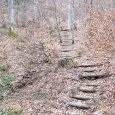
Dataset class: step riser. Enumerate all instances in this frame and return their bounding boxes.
[66,59,110,114]
[70,95,92,100]
[78,86,97,93]
[74,64,103,68]
[68,102,90,110]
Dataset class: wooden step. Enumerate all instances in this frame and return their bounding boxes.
[83,70,97,73]
[68,102,90,109]
[60,49,74,52]
[93,111,104,115]
[78,86,96,93]
[61,39,73,44]
[86,84,100,87]
[74,64,103,68]
[61,45,74,50]
[79,72,108,80]
[70,94,92,100]
[67,112,84,115]
[61,38,73,41]
[61,41,73,45]
[61,34,69,37]
[60,56,73,59]
[60,44,73,46]
[60,51,75,58]
[80,66,103,73]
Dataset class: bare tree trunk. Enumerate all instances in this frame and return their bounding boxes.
[33,0,37,22]
[0,0,2,18]
[8,0,16,37]
[8,0,14,25]
[113,0,115,9]
[68,0,74,43]
[53,0,61,42]
[68,0,74,31]
[21,0,27,27]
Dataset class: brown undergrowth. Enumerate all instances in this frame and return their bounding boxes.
[86,10,115,57]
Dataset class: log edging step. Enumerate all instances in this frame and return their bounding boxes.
[68,102,90,109]
[70,94,93,100]
[78,86,97,93]
[74,64,103,68]
[79,73,108,80]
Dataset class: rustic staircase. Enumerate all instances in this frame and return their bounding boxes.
[60,30,75,59]
[66,59,111,115]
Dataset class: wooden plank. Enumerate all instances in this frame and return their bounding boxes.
[61,43,73,46]
[79,86,96,93]
[68,102,90,109]
[74,64,103,68]
[79,73,108,80]
[60,49,74,52]
[61,40,73,45]
[83,70,96,73]
[67,112,83,115]
[61,45,74,51]
[70,94,92,100]
[61,45,73,48]
[60,51,75,58]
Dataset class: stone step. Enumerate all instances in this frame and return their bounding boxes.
[68,101,90,109]
[70,94,92,100]
[79,72,108,80]
[78,86,97,93]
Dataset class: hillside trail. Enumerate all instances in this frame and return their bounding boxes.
[0,32,115,115]
[1,51,115,115]
[58,21,115,114]
[65,52,115,115]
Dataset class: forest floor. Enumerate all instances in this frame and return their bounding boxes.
[0,50,115,115]
[0,13,115,114]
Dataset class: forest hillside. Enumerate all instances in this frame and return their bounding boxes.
[0,0,115,115]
